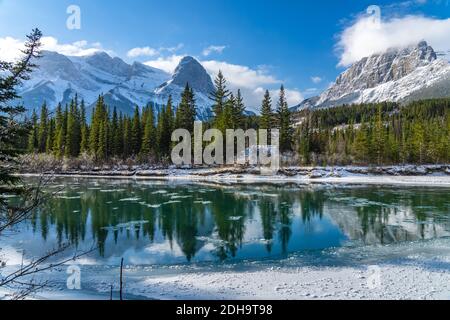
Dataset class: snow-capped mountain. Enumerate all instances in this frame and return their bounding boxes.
[17,51,215,119]
[293,41,450,110]
[155,56,215,119]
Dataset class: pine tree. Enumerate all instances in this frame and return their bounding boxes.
[157,96,174,157]
[131,106,141,155]
[353,120,369,164]
[0,28,42,201]
[65,97,81,157]
[372,106,385,165]
[89,96,107,159]
[232,89,246,129]
[116,112,124,157]
[97,120,107,160]
[276,85,292,152]
[79,99,89,154]
[222,93,234,131]
[141,105,156,157]
[411,120,426,163]
[37,102,49,152]
[175,84,196,133]
[123,117,132,158]
[210,71,230,126]
[260,90,273,130]
[27,110,38,153]
[46,118,55,153]
[111,107,120,157]
[52,103,63,157]
[298,115,311,164]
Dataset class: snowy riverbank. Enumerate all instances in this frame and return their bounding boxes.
[3,238,450,300]
[19,164,450,186]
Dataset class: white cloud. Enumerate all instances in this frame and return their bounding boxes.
[337,14,450,66]
[304,88,319,94]
[0,34,304,109]
[202,45,227,57]
[0,36,107,61]
[252,87,304,109]
[0,36,24,62]
[127,43,183,59]
[202,60,302,108]
[127,46,159,58]
[163,43,184,53]
[311,76,322,84]
[203,60,303,108]
[41,37,107,56]
[273,88,304,106]
[144,54,184,73]
[202,60,278,89]
[144,55,304,108]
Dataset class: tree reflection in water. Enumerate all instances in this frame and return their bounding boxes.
[24,179,450,263]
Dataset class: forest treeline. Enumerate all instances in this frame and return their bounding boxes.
[25,71,293,163]
[25,70,450,166]
[297,99,450,165]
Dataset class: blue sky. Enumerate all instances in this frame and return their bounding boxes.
[0,0,449,106]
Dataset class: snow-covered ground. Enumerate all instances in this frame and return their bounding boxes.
[2,238,450,300]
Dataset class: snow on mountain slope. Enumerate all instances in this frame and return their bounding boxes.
[17,51,214,119]
[293,41,450,110]
[155,56,215,119]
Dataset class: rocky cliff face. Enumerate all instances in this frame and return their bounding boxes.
[155,56,215,119]
[294,41,450,110]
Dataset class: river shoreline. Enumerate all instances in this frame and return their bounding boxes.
[18,164,450,186]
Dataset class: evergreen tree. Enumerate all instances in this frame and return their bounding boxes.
[27,110,38,153]
[232,89,246,129]
[0,28,42,204]
[65,97,81,157]
[55,105,69,157]
[116,112,124,157]
[37,102,49,152]
[221,93,234,131]
[97,120,107,160]
[210,71,230,126]
[372,106,385,165]
[89,95,107,159]
[79,99,89,154]
[123,117,132,158]
[45,118,55,153]
[276,85,292,152]
[411,120,426,163]
[111,107,120,156]
[157,96,174,157]
[141,106,156,157]
[131,106,141,155]
[52,103,63,157]
[260,90,273,130]
[353,120,369,163]
[175,84,196,133]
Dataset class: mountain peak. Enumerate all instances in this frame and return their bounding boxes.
[84,51,130,77]
[171,56,215,94]
[414,40,437,62]
[17,51,214,120]
[327,41,440,100]
[293,41,450,111]
[179,55,197,64]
